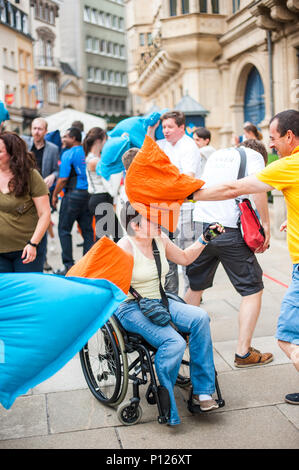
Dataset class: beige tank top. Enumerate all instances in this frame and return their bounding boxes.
[126,236,169,301]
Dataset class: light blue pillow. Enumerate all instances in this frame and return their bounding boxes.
[97,135,130,180]
[108,116,146,148]
[0,101,10,124]
[0,273,125,409]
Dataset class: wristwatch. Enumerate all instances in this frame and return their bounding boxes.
[27,240,38,248]
[198,235,208,246]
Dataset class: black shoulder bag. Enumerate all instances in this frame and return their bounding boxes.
[129,239,171,327]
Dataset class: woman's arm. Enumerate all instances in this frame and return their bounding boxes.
[22,195,51,264]
[163,224,224,266]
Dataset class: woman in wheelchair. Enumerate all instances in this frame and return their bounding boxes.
[115,202,224,426]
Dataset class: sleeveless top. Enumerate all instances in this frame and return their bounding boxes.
[126,236,169,301]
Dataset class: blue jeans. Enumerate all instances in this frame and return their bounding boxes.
[58,190,94,268]
[0,234,47,273]
[115,298,216,425]
[276,264,299,345]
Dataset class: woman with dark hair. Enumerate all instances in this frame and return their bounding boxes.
[116,201,224,426]
[0,132,51,272]
[83,127,123,242]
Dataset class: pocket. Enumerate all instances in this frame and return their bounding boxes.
[246,255,263,284]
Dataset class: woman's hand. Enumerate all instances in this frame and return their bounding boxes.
[22,244,37,264]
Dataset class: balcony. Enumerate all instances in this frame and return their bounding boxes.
[250,0,299,30]
[135,12,225,96]
[35,55,61,73]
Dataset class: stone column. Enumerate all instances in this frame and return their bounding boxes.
[189,0,199,13]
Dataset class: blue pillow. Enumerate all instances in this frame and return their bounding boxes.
[97,135,130,180]
[108,116,146,148]
[0,273,125,409]
[0,101,10,124]
[142,109,169,141]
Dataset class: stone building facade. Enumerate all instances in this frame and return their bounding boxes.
[125,0,299,150]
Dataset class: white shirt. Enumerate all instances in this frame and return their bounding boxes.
[193,147,265,228]
[157,134,201,176]
[198,145,216,177]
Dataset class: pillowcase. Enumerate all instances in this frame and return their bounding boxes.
[0,273,125,409]
[97,135,130,180]
[125,136,204,233]
[67,236,134,295]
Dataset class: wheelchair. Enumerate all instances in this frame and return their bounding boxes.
[80,293,225,426]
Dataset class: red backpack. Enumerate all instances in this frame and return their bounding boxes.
[236,148,265,252]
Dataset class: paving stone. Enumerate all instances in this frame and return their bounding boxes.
[116,406,299,449]
[0,427,121,449]
[47,389,119,434]
[0,395,48,441]
[277,403,299,431]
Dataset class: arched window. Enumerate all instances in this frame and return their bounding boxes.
[244,67,265,125]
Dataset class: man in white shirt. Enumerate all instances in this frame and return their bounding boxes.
[147,111,202,294]
[192,127,216,177]
[185,140,273,367]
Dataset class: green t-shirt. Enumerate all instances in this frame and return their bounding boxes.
[0,169,49,253]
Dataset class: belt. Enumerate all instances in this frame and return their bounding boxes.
[66,188,88,193]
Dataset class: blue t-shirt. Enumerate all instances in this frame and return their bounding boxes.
[59,145,88,190]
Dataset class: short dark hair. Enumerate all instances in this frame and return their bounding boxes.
[67,127,82,143]
[122,148,139,170]
[120,201,142,236]
[238,139,268,165]
[270,110,299,138]
[193,127,211,142]
[71,120,84,132]
[160,111,185,128]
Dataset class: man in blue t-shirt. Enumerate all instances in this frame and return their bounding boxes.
[52,127,94,275]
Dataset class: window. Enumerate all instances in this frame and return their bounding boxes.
[120,45,125,58]
[98,11,105,25]
[95,68,101,83]
[181,0,189,14]
[139,33,145,46]
[47,78,58,103]
[87,66,94,81]
[86,36,92,51]
[114,43,120,56]
[147,33,153,46]
[232,0,241,13]
[37,77,44,100]
[199,0,207,13]
[93,38,99,53]
[84,6,91,22]
[106,13,111,27]
[109,70,114,84]
[211,0,219,13]
[91,9,97,23]
[169,0,177,16]
[100,40,107,53]
[119,17,124,30]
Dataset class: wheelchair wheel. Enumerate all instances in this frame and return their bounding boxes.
[117,400,143,426]
[80,316,128,407]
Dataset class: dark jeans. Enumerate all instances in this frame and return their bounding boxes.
[88,192,123,242]
[58,189,94,268]
[0,235,47,273]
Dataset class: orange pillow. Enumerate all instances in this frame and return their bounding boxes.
[125,136,204,232]
[66,236,133,294]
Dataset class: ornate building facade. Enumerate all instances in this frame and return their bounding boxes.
[125,0,299,149]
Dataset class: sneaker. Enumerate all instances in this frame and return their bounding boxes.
[43,260,52,272]
[54,266,69,276]
[192,395,219,412]
[285,393,299,405]
[234,347,273,368]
